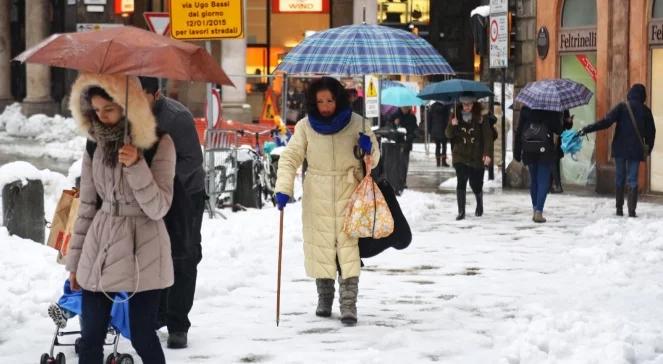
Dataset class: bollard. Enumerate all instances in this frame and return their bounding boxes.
[505,161,530,189]
[2,179,45,243]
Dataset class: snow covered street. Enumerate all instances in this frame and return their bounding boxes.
[2,183,663,363]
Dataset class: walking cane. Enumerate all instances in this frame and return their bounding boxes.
[276,209,284,326]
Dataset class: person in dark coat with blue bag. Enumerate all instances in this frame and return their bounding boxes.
[514,106,563,223]
[580,84,656,217]
[140,77,207,349]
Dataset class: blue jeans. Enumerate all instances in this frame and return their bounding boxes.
[614,158,639,190]
[527,162,553,212]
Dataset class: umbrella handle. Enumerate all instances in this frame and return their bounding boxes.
[276,209,284,326]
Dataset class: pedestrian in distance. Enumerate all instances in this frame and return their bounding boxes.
[427,101,451,167]
[514,106,564,223]
[273,77,380,326]
[445,96,494,220]
[66,73,176,364]
[550,110,574,193]
[389,105,418,187]
[139,76,207,349]
[579,84,656,217]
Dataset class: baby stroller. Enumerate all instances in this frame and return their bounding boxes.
[41,280,134,364]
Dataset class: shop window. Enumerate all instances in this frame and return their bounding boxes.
[655,0,663,19]
[561,0,596,27]
[378,0,430,25]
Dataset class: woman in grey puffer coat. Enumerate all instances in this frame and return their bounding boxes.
[66,73,176,364]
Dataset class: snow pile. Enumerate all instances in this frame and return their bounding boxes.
[471,5,490,17]
[4,110,79,142]
[0,103,25,131]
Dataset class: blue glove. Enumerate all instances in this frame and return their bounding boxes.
[275,192,290,210]
[358,132,372,154]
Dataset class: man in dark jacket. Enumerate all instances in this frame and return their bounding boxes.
[140,77,206,349]
[427,101,451,167]
[514,106,563,223]
[580,84,656,217]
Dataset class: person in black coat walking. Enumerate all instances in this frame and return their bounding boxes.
[427,101,451,167]
[514,106,563,223]
[580,84,656,217]
[140,77,206,349]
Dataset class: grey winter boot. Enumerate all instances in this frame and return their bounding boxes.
[315,278,335,317]
[338,276,358,325]
[616,187,625,216]
[627,186,638,218]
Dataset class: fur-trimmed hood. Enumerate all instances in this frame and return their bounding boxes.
[69,73,157,149]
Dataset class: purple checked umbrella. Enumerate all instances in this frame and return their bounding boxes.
[515,79,593,112]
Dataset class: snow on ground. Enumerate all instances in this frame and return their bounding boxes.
[0,103,86,164]
[1,169,663,363]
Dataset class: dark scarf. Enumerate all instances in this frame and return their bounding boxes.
[308,108,352,135]
[91,118,127,168]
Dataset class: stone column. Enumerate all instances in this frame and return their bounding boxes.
[221,37,252,122]
[0,0,13,110]
[22,0,57,116]
[353,0,377,25]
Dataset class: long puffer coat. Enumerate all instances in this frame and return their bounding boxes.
[275,113,380,279]
[66,73,176,293]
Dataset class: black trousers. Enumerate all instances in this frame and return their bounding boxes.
[159,191,205,333]
[454,163,484,194]
[433,137,449,157]
[79,289,165,364]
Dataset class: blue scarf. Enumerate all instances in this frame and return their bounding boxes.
[308,108,352,135]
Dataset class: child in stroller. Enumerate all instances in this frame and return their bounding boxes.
[41,279,135,364]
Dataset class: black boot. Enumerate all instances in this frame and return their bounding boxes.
[615,187,625,216]
[436,156,441,167]
[441,155,450,167]
[167,332,188,349]
[627,186,638,217]
[456,190,466,220]
[474,192,483,217]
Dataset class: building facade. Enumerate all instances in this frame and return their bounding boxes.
[536,0,663,194]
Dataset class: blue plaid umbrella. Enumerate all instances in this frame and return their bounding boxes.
[275,24,454,76]
[418,79,493,101]
[516,79,593,112]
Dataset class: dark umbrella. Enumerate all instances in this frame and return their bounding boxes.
[418,79,493,102]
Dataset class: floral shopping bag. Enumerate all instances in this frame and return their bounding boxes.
[343,161,394,239]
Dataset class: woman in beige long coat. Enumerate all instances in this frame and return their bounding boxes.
[66,73,176,364]
[274,77,380,325]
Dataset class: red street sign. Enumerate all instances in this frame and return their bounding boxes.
[144,12,170,36]
[490,19,499,42]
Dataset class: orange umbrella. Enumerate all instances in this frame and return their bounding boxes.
[14,26,233,86]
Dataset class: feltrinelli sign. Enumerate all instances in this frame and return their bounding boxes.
[651,20,663,45]
[559,27,597,52]
[272,0,329,13]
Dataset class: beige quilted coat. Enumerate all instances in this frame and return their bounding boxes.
[65,73,176,293]
[275,113,380,279]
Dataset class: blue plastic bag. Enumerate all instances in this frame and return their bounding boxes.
[57,280,131,339]
[561,129,583,159]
